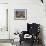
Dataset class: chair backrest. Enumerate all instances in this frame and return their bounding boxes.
[27,23,40,35]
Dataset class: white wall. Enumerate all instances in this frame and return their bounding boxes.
[0,1,9,39]
[0,0,8,3]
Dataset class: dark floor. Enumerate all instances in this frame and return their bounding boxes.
[19,41,43,46]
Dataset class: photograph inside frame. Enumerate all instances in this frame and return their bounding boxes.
[14,9,27,20]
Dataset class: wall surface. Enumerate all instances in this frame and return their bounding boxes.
[9,0,44,37]
[0,0,8,3]
[0,1,9,39]
[0,0,13,46]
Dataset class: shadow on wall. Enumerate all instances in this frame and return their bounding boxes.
[40,25,45,46]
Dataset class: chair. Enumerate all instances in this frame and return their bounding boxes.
[19,23,40,46]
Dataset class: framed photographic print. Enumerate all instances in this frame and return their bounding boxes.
[14,9,27,20]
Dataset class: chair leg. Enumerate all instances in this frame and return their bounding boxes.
[30,39,34,46]
[20,41,21,45]
[30,41,34,46]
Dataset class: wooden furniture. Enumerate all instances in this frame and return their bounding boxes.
[19,23,40,46]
